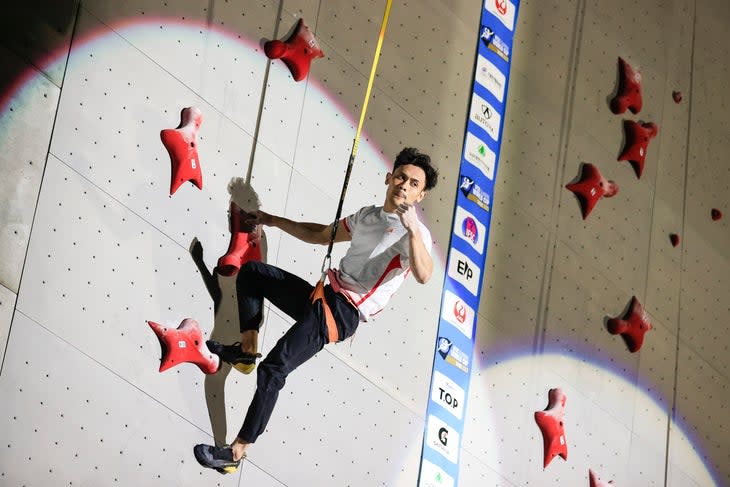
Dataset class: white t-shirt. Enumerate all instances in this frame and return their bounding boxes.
[327,205,433,321]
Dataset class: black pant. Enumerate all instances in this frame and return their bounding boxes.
[235,261,360,443]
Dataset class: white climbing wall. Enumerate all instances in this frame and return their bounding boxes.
[0,1,728,487]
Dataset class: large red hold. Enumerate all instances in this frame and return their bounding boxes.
[610,57,642,114]
[217,201,263,276]
[160,107,203,195]
[565,163,619,219]
[148,318,219,374]
[264,18,324,82]
[534,388,568,468]
[607,296,652,353]
[618,120,658,179]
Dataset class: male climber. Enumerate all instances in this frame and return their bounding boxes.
[193,147,439,474]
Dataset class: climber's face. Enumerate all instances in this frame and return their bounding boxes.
[384,164,427,212]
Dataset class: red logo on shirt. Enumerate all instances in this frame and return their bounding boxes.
[495,0,507,15]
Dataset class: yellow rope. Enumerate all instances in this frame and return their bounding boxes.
[352,0,393,157]
[319,0,394,280]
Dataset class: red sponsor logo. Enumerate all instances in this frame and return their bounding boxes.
[495,0,507,15]
[453,300,467,323]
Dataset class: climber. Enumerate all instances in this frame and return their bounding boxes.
[193,147,439,474]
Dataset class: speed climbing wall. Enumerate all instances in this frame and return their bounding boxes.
[0,1,728,487]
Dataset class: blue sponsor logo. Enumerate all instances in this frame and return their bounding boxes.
[459,175,490,211]
[480,26,510,62]
[436,337,469,373]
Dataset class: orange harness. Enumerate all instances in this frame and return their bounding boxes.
[310,280,339,343]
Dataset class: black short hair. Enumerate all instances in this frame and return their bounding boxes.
[393,147,439,190]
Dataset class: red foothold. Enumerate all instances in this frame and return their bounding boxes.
[264,18,324,81]
[607,296,652,353]
[160,107,203,195]
[711,208,722,221]
[565,163,619,219]
[534,388,568,469]
[672,91,682,103]
[669,234,680,247]
[618,120,658,179]
[217,201,263,276]
[610,57,643,114]
[147,318,220,374]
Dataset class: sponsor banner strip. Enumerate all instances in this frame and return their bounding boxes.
[418,1,520,485]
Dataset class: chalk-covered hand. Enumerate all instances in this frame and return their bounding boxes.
[244,210,274,227]
[396,203,420,234]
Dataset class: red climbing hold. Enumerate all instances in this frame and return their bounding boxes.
[669,233,680,247]
[264,18,324,82]
[618,120,658,179]
[147,318,219,374]
[610,57,642,115]
[565,163,619,219]
[711,208,722,221]
[534,388,568,469]
[672,91,682,103]
[589,469,614,487]
[217,201,263,276]
[607,296,652,353]
[160,107,203,195]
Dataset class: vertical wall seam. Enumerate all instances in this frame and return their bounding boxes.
[664,0,698,485]
[268,0,322,262]
[637,5,675,459]
[245,0,284,355]
[533,0,587,355]
[243,0,285,185]
[642,62,670,307]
